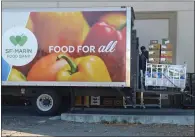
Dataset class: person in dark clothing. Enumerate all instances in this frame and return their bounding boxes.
[140,46,149,73]
[138,46,149,89]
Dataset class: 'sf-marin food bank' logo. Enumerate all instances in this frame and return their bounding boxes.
[9,34,28,46]
[2,27,38,66]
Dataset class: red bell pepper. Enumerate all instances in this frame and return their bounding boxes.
[83,21,126,82]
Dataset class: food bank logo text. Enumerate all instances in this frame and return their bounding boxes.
[2,27,38,66]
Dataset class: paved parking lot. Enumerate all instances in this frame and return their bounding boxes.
[2,106,195,136]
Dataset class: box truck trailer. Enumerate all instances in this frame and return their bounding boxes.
[2,6,138,115]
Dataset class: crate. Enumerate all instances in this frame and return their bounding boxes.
[145,63,187,89]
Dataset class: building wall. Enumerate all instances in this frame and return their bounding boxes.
[2,1,194,72]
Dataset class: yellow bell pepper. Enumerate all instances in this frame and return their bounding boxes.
[56,54,111,82]
[26,17,34,33]
[30,12,90,56]
[8,68,26,81]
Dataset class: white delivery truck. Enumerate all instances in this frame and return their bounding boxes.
[2,6,139,115]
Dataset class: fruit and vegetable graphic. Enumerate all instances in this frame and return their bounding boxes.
[3,11,127,82]
[99,12,126,29]
[8,68,26,81]
[27,53,70,81]
[26,17,34,33]
[82,21,126,81]
[56,54,111,82]
[29,12,90,58]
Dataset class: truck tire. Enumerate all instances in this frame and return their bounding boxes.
[32,90,61,116]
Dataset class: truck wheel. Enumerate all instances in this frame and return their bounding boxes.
[33,91,61,116]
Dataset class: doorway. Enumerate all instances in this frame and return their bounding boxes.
[134,11,177,64]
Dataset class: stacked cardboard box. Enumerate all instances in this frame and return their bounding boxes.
[160,39,173,64]
[148,40,161,64]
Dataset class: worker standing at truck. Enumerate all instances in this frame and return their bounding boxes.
[139,46,149,89]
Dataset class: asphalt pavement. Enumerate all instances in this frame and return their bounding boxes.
[1,106,195,136]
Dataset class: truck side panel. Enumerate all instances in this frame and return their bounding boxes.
[2,7,132,87]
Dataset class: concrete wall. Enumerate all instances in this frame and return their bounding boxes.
[2,1,194,72]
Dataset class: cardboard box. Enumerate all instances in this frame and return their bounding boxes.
[162,38,169,45]
[161,51,173,58]
[160,58,173,64]
[161,44,173,51]
[148,58,160,64]
[150,40,158,44]
[149,50,160,58]
[149,44,161,50]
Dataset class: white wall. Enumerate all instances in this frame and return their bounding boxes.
[177,11,194,72]
[2,1,194,72]
[134,19,169,49]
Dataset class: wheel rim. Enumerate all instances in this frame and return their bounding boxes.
[36,94,53,112]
